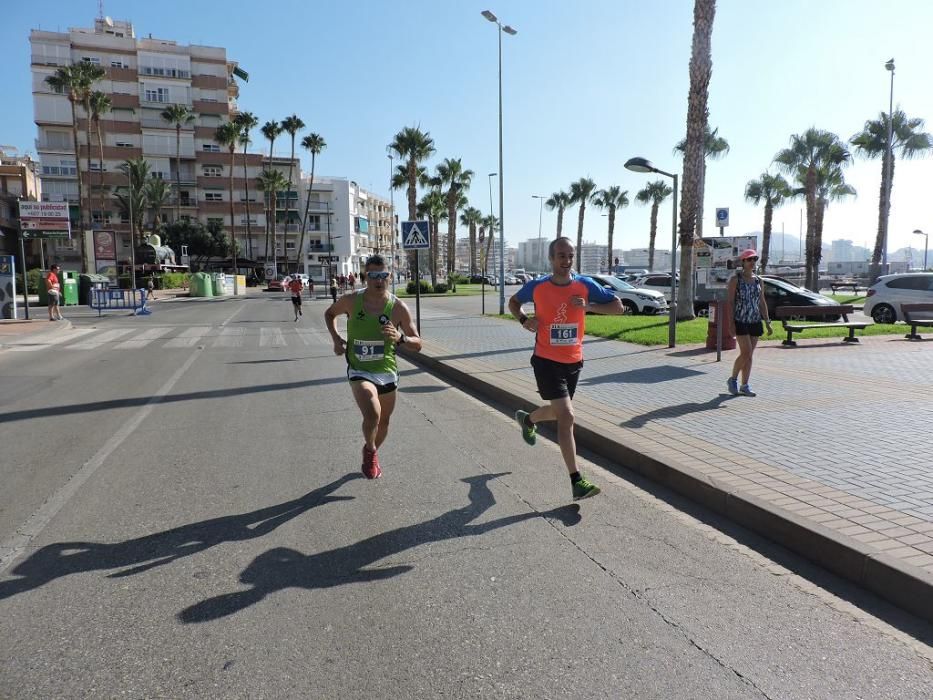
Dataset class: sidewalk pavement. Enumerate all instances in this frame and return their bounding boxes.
[400,311,933,623]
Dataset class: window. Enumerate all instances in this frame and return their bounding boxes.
[205,192,223,201]
[202,165,222,177]
[44,131,72,149]
[115,141,134,148]
[886,276,932,291]
[144,87,170,103]
[111,60,128,68]
[82,56,101,65]
[202,144,221,152]
[307,215,321,230]
[239,217,257,225]
[207,217,224,227]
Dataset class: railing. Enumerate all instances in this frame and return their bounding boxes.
[89,287,151,317]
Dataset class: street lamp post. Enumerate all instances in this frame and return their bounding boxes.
[882,58,895,272]
[914,229,928,270]
[482,10,516,314]
[388,153,396,293]
[625,157,678,348]
[532,194,545,272]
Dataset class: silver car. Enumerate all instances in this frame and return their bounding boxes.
[589,274,669,315]
[863,272,933,323]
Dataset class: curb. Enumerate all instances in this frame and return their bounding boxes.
[401,346,933,624]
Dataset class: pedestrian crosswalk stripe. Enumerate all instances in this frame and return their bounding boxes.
[6,328,96,351]
[260,326,285,347]
[68,328,134,350]
[164,326,211,348]
[114,327,172,350]
[214,326,245,348]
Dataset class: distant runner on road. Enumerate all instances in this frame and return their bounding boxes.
[508,237,624,501]
[287,277,303,322]
[324,254,422,479]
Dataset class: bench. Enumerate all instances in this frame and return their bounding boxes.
[901,303,933,340]
[774,305,870,347]
[829,281,865,295]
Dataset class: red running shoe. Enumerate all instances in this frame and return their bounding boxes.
[361,445,382,479]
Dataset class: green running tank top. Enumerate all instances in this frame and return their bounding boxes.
[345,290,398,385]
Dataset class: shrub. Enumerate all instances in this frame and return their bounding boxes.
[433,282,448,294]
[407,280,433,294]
[449,273,469,285]
[13,268,43,294]
[161,272,189,289]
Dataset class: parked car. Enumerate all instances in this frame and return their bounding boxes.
[266,278,284,291]
[863,272,933,323]
[504,275,520,285]
[761,277,839,320]
[589,274,669,315]
[632,273,679,301]
[469,274,497,285]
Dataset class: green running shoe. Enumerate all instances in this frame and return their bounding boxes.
[572,476,601,501]
[515,410,536,446]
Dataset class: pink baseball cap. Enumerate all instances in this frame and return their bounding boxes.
[738,249,759,260]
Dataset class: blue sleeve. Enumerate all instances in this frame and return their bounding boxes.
[514,278,543,304]
[580,276,617,304]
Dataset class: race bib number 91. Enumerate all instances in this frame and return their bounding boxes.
[354,339,385,361]
[549,323,578,345]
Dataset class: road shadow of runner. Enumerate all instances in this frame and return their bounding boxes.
[620,394,733,429]
[0,473,361,601]
[178,473,582,624]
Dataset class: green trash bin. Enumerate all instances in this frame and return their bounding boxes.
[190,272,213,297]
[37,269,49,306]
[78,273,111,305]
[212,273,228,296]
[62,271,78,306]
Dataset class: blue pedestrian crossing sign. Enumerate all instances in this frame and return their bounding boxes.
[401,220,431,250]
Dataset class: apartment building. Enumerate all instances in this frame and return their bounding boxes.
[0,150,42,260]
[30,15,264,270]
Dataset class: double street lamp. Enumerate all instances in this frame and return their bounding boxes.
[624,156,678,348]
[481,9,516,314]
[914,229,928,270]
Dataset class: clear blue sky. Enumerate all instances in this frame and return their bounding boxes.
[5,0,933,256]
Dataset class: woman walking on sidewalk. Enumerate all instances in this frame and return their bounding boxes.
[726,249,772,397]
[45,264,64,321]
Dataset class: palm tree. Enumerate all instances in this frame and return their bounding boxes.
[159,104,196,225]
[545,191,571,239]
[214,121,241,273]
[435,158,474,275]
[114,158,151,247]
[636,181,673,272]
[774,128,851,290]
[45,62,104,271]
[744,173,791,272]
[850,109,933,278]
[417,187,447,286]
[675,0,717,320]
[233,111,258,257]
[256,169,289,277]
[675,125,729,238]
[480,214,499,278]
[569,177,598,261]
[389,126,436,274]
[280,114,305,270]
[143,176,172,234]
[77,62,106,238]
[88,91,111,230]
[260,120,282,262]
[813,164,856,260]
[592,186,629,272]
[460,207,484,276]
[297,133,326,272]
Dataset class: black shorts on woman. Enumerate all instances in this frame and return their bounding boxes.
[734,320,763,337]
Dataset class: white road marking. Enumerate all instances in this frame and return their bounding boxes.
[260,326,285,348]
[114,327,173,349]
[67,328,134,350]
[163,326,210,348]
[213,326,245,348]
[6,328,96,352]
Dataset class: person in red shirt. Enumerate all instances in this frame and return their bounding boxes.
[508,237,624,501]
[46,263,64,321]
[287,277,303,321]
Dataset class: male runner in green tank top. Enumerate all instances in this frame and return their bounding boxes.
[324,255,422,478]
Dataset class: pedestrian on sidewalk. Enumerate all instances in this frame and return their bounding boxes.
[308,278,315,300]
[288,276,304,321]
[508,237,623,501]
[329,277,338,304]
[147,277,156,301]
[45,264,64,321]
[725,248,772,397]
[324,254,422,479]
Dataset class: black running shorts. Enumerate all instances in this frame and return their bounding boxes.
[531,354,583,400]
[291,295,302,306]
[734,320,763,337]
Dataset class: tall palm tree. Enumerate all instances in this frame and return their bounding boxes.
[460,207,484,276]
[545,191,571,239]
[744,172,791,272]
[592,186,629,272]
[88,91,111,230]
[143,176,172,234]
[435,158,474,275]
[675,0,717,320]
[636,181,673,272]
[774,128,851,290]
[160,104,196,226]
[850,109,933,277]
[389,126,436,274]
[233,111,259,257]
[256,169,289,277]
[813,164,856,260]
[114,158,151,247]
[260,120,282,262]
[280,114,305,270]
[675,124,729,238]
[417,186,447,286]
[480,214,499,278]
[569,177,597,260]
[214,121,241,273]
[77,62,106,239]
[297,133,326,272]
[45,62,104,271]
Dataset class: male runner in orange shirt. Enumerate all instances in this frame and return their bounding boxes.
[508,237,624,500]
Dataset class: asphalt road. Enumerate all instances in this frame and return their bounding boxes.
[0,292,931,698]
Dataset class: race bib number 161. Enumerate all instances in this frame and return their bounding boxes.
[549,323,578,345]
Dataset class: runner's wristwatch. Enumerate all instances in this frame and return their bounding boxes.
[518,314,528,326]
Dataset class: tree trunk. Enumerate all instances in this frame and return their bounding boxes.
[297,154,316,278]
[228,147,236,273]
[263,139,274,266]
[430,217,438,287]
[447,194,456,276]
[556,206,564,239]
[70,97,89,272]
[96,118,105,241]
[676,0,716,321]
[607,206,616,272]
[175,125,182,225]
[805,165,818,290]
[811,197,827,291]
[243,140,252,259]
[760,202,773,272]
[695,158,707,238]
[648,202,659,271]
[407,160,418,274]
[575,203,586,263]
[469,222,476,276]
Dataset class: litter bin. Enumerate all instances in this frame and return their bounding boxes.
[190,272,213,297]
[62,271,78,306]
[37,269,49,306]
[78,273,111,305]
[212,273,228,296]
[706,299,736,351]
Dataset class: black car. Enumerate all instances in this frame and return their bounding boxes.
[694,277,838,320]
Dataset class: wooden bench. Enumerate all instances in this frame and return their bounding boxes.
[829,281,865,295]
[774,305,870,347]
[901,302,933,340]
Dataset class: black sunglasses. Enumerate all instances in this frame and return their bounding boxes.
[367,271,390,280]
